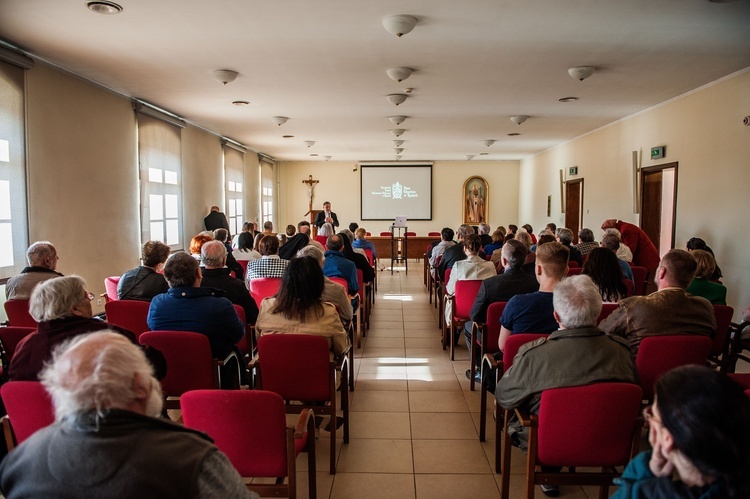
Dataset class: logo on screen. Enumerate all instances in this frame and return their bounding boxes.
[392,182,403,199]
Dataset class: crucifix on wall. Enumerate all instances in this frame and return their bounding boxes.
[302,174,320,216]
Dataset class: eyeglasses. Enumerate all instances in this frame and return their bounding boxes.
[85,291,95,302]
[642,405,661,425]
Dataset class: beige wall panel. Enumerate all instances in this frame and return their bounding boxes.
[181,126,222,246]
[518,69,750,314]
[25,63,138,313]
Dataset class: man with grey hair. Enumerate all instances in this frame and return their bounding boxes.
[600,232,635,283]
[8,276,154,381]
[298,245,353,322]
[199,240,258,325]
[603,227,633,262]
[0,332,256,498]
[496,275,636,489]
[437,224,478,281]
[477,223,492,247]
[5,241,63,300]
[555,227,583,267]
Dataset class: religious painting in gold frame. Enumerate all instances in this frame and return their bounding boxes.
[463,176,489,224]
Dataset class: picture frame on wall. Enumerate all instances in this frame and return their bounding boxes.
[463,176,488,224]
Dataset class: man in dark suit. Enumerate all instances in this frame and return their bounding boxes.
[314,201,339,229]
[204,205,230,233]
[463,239,539,380]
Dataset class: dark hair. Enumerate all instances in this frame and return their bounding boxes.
[581,247,626,302]
[686,237,708,252]
[522,224,533,234]
[285,224,296,237]
[142,241,170,268]
[537,234,556,246]
[258,235,279,256]
[578,228,595,243]
[241,221,252,232]
[348,222,359,232]
[337,231,356,260]
[163,252,198,288]
[263,221,273,231]
[237,232,254,252]
[463,233,482,253]
[441,227,454,241]
[545,223,557,233]
[213,228,228,242]
[270,256,324,322]
[508,224,518,234]
[297,220,310,230]
[326,234,344,251]
[656,366,750,497]
[503,239,528,269]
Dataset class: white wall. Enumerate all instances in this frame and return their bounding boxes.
[518,69,750,315]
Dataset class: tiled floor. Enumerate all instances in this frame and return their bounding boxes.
[287,263,623,499]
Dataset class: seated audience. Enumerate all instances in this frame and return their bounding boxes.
[582,247,628,302]
[213,228,244,277]
[444,234,496,325]
[315,222,334,246]
[352,228,377,259]
[514,230,535,274]
[322,235,359,295]
[599,249,716,355]
[574,228,599,255]
[189,233,213,262]
[244,235,289,289]
[9,276,163,381]
[297,245,353,323]
[602,218,660,280]
[507,224,518,236]
[529,231,555,254]
[255,256,349,357]
[478,223,493,247]
[348,222,359,233]
[232,232,261,261]
[556,227,583,267]
[437,224,475,281]
[297,220,324,252]
[495,275,637,471]
[5,241,63,300]
[522,224,536,244]
[278,223,311,260]
[428,227,456,278]
[339,228,366,258]
[601,233,635,283]
[544,222,557,234]
[686,250,726,305]
[200,241,258,324]
[338,230,374,284]
[148,252,244,362]
[604,227,633,262]
[686,236,723,280]
[497,242,568,351]
[285,224,296,237]
[117,241,170,301]
[231,220,252,248]
[614,365,750,499]
[0,332,256,499]
[484,230,505,264]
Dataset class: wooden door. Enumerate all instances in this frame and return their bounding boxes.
[564,179,584,244]
[641,163,678,256]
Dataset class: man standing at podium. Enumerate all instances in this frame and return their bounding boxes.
[314,201,339,230]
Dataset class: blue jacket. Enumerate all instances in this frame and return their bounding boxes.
[147,287,244,358]
[322,251,359,293]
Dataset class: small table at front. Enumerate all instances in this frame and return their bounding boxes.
[368,235,441,272]
[388,226,408,275]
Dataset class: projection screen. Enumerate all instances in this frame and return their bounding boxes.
[360,164,432,220]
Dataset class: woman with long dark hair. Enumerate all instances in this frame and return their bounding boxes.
[581,247,627,302]
[255,256,349,356]
[231,232,261,261]
[338,231,374,283]
[615,365,750,498]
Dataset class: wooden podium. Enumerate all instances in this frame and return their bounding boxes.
[306,209,323,237]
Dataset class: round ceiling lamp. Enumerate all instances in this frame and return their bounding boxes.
[465,155,475,161]
[86,1,122,15]
[386,67,413,82]
[395,155,402,160]
[558,96,579,103]
[324,155,332,161]
[568,66,595,81]
[392,140,404,146]
[387,94,408,106]
[390,129,406,137]
[382,15,418,37]
[304,140,316,148]
[212,69,239,85]
[389,115,407,125]
[232,100,250,106]
[510,115,529,125]
[482,140,496,147]
[394,147,404,154]
[272,116,289,126]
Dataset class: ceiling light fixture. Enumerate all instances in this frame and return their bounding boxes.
[391,129,406,137]
[272,116,289,126]
[392,140,404,146]
[282,135,294,139]
[389,115,407,125]
[568,66,595,81]
[382,15,418,37]
[86,1,123,15]
[482,140,496,147]
[558,96,579,103]
[479,152,489,156]
[310,154,318,157]
[386,67,413,82]
[508,132,521,136]
[304,140,316,148]
[394,147,404,154]
[232,100,249,106]
[324,155,332,161]
[212,69,239,85]
[395,155,402,160]
[510,115,529,125]
[387,94,408,106]
[465,155,475,161]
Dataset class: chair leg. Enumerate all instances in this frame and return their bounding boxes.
[469,328,478,391]
[449,323,456,361]
[501,411,513,494]
[307,414,317,499]
[342,360,350,445]
[286,427,297,499]
[479,383,487,442]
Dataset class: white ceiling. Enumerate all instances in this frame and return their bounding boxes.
[1,0,749,162]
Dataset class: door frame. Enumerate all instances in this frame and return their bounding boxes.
[564,178,584,244]
[640,162,678,251]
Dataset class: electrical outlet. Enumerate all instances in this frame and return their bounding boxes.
[96,298,102,306]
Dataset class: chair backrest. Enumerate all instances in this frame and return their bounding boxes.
[232,305,251,356]
[566,267,583,276]
[3,300,36,328]
[536,383,642,467]
[249,277,282,308]
[597,303,618,325]
[443,267,452,288]
[356,269,365,302]
[404,231,416,237]
[104,276,121,301]
[329,277,348,294]
[481,302,507,355]
[636,335,713,400]
[139,331,215,397]
[428,232,441,237]
[568,260,579,268]
[363,248,374,266]
[379,231,391,237]
[257,334,332,402]
[623,278,634,297]
[105,300,151,339]
[453,280,483,321]
[503,333,550,370]
[729,373,750,390]
[181,390,290,477]
[630,266,647,296]
[236,259,249,278]
[1,381,55,446]
[315,235,329,246]
[712,304,734,358]
[0,327,36,366]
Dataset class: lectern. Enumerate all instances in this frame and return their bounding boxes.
[388,225,408,275]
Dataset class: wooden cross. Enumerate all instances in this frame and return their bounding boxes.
[302,175,319,210]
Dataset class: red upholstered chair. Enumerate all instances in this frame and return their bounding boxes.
[181,389,316,499]
[428,232,441,237]
[729,373,750,391]
[1,381,55,451]
[636,335,713,401]
[328,277,349,294]
[249,277,282,309]
[469,302,506,391]
[404,231,416,237]
[444,279,483,360]
[379,231,391,237]
[481,333,549,447]
[623,278,634,297]
[363,248,377,295]
[438,267,451,332]
[232,304,254,357]
[314,235,328,246]
[105,300,150,340]
[630,266,647,296]
[3,300,36,328]
[139,331,238,409]
[251,334,349,474]
[0,326,36,380]
[353,269,368,348]
[236,259,249,280]
[500,383,643,498]
[566,267,583,276]
[103,275,120,302]
[596,303,618,325]
[365,232,371,237]
[710,304,734,373]
[568,260,579,268]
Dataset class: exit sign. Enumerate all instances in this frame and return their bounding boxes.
[569,166,578,175]
[651,146,665,159]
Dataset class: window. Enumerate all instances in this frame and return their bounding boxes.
[223,143,245,236]
[260,158,275,227]
[137,111,184,250]
[0,59,29,282]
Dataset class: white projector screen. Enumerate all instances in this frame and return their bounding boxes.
[360,164,432,220]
